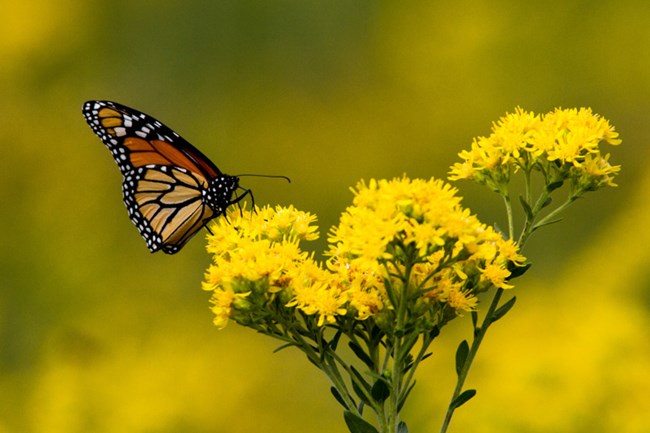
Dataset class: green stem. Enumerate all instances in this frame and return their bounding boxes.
[384,248,417,433]
[518,194,577,247]
[439,288,504,433]
[439,167,583,433]
[400,332,435,403]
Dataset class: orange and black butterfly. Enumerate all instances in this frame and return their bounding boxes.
[82,100,250,254]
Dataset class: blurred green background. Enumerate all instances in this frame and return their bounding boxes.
[2,1,648,432]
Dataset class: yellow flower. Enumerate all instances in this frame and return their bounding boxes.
[329,258,386,320]
[495,238,527,266]
[449,107,621,196]
[204,179,526,331]
[203,205,321,329]
[347,287,384,320]
[209,287,251,329]
[287,261,346,326]
[480,263,514,289]
[444,287,478,313]
[327,176,525,326]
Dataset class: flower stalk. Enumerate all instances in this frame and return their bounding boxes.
[441,106,620,431]
[202,106,620,433]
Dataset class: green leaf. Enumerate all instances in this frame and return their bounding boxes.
[349,342,374,368]
[532,217,563,231]
[450,389,477,410]
[383,277,398,307]
[546,180,564,193]
[352,381,370,405]
[350,366,371,391]
[492,222,505,237]
[370,324,384,343]
[370,378,390,403]
[403,353,414,369]
[397,421,409,433]
[344,411,379,433]
[350,366,372,404]
[471,311,479,332]
[397,380,415,413]
[330,386,351,410]
[398,335,419,359]
[272,342,295,353]
[518,196,534,219]
[492,296,517,322]
[305,355,320,369]
[507,262,531,279]
[455,340,469,377]
[328,329,343,351]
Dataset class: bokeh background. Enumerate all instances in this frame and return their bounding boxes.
[2,1,649,432]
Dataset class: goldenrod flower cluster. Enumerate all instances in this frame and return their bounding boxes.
[448,107,621,195]
[200,107,620,433]
[203,178,525,333]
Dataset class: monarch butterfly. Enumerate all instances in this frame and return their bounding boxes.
[82,100,250,254]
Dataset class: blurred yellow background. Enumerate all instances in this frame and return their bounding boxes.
[1,1,648,432]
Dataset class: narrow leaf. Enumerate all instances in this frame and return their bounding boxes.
[350,366,372,404]
[370,378,390,403]
[507,262,531,279]
[349,342,374,368]
[305,355,320,369]
[350,366,371,392]
[343,411,379,433]
[370,324,383,343]
[455,340,469,377]
[330,386,350,410]
[532,217,563,231]
[518,196,534,219]
[404,353,414,368]
[397,380,416,413]
[492,296,517,322]
[352,380,371,405]
[450,389,477,410]
[471,311,479,332]
[546,180,564,193]
[272,342,295,353]
[493,222,505,237]
[397,421,409,433]
[328,328,343,351]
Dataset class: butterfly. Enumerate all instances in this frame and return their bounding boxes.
[82,100,250,254]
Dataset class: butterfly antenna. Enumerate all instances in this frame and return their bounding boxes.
[235,173,291,183]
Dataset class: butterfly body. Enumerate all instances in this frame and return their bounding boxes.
[82,100,246,254]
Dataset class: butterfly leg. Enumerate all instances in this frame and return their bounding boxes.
[230,187,255,216]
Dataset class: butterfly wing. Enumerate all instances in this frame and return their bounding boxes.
[124,165,216,254]
[82,100,221,178]
[82,100,238,254]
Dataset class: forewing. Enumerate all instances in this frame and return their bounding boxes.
[82,100,221,178]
